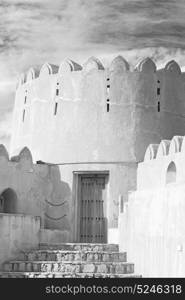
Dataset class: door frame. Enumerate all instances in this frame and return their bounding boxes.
[72,171,109,242]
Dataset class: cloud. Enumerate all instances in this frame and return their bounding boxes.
[1,0,185,71]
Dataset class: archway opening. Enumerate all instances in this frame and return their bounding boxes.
[0,188,18,213]
[166,162,176,184]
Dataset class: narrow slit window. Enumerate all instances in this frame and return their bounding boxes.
[22,109,25,122]
[24,90,27,104]
[56,82,59,96]
[107,99,110,112]
[54,102,58,115]
[107,84,110,94]
[157,87,160,95]
[157,101,160,112]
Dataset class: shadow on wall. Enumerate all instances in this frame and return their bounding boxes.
[44,165,72,232]
[0,188,18,214]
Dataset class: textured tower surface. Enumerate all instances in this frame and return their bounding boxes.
[10,57,185,163]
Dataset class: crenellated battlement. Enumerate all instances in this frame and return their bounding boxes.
[144,135,184,161]
[15,55,185,116]
[14,55,185,122]
[0,143,47,170]
[10,54,185,164]
[17,56,184,88]
[137,135,185,190]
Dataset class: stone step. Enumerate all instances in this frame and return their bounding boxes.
[3,261,134,274]
[0,272,140,278]
[39,243,119,252]
[18,250,126,262]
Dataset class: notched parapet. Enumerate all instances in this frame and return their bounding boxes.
[19,147,33,164]
[83,56,104,73]
[26,67,40,82]
[11,146,33,165]
[135,57,156,73]
[164,60,181,75]
[156,140,171,158]
[169,136,184,154]
[144,144,159,161]
[110,56,130,72]
[0,144,9,161]
[59,59,82,74]
[39,62,59,77]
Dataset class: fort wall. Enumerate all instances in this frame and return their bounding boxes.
[0,145,71,237]
[9,56,185,237]
[10,57,185,164]
[118,135,185,277]
[0,213,40,267]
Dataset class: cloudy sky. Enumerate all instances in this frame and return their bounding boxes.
[1,0,185,148]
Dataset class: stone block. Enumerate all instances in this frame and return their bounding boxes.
[102,253,110,262]
[97,264,108,273]
[3,263,12,272]
[82,263,96,273]
[32,263,39,272]
[41,263,52,272]
[26,263,32,272]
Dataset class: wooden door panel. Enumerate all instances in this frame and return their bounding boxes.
[79,175,107,243]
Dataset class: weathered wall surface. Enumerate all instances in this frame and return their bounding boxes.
[119,135,185,277]
[39,228,70,244]
[10,58,185,164]
[0,213,40,267]
[119,185,185,277]
[0,145,71,237]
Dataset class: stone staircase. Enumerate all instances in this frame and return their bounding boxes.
[0,243,139,278]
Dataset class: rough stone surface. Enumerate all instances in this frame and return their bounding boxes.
[18,250,127,262]
[1,243,138,278]
[39,243,119,252]
[0,213,40,268]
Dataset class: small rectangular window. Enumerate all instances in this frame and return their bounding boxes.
[120,198,124,213]
[157,101,160,112]
[54,102,58,115]
[56,89,59,96]
[157,87,160,95]
[22,109,25,122]
[107,99,110,112]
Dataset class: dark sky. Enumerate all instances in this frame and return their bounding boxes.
[1,0,185,147]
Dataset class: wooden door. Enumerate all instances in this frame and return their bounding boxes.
[79,175,107,243]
